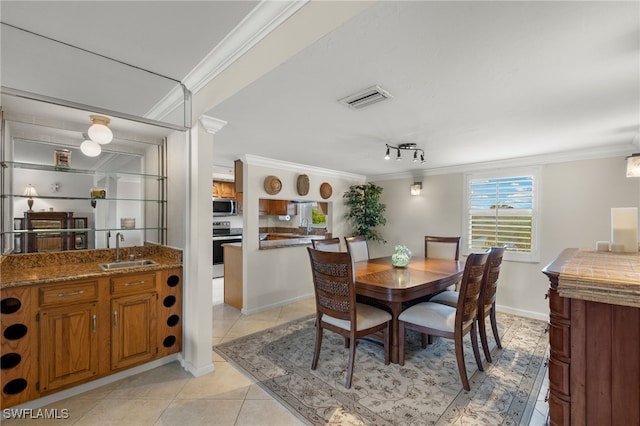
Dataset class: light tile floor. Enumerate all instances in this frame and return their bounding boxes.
[1,278,549,425]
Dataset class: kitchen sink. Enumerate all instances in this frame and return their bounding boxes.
[98,259,157,271]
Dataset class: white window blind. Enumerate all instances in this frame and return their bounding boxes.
[464,170,539,262]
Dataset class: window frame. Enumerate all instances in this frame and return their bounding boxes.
[462,167,541,263]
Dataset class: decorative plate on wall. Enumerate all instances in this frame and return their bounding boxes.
[320,182,332,199]
[297,174,310,196]
[264,175,282,195]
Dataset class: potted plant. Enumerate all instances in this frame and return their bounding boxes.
[343,182,387,243]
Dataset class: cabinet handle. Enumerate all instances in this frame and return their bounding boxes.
[113,311,118,328]
[124,280,145,287]
[92,314,97,333]
[544,388,550,403]
[58,290,85,297]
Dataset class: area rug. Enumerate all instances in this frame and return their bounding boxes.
[214,312,549,426]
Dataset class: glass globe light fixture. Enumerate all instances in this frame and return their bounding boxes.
[81,137,101,157]
[88,115,113,144]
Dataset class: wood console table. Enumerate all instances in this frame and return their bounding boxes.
[542,248,640,426]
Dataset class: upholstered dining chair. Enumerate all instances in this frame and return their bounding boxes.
[430,246,506,363]
[425,236,461,291]
[344,235,370,262]
[312,237,342,252]
[424,236,461,260]
[398,251,489,391]
[307,248,391,389]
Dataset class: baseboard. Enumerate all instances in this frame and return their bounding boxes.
[496,304,549,322]
[242,293,314,316]
[7,354,179,411]
[178,355,215,377]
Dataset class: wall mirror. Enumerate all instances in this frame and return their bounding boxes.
[1,98,168,255]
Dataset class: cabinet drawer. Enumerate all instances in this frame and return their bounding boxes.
[110,273,156,294]
[549,287,570,320]
[548,357,570,397]
[39,281,98,307]
[549,321,570,359]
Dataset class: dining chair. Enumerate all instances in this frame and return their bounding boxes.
[425,236,461,291]
[307,248,391,389]
[344,235,370,262]
[312,237,342,252]
[430,246,505,363]
[424,236,461,260]
[398,251,489,391]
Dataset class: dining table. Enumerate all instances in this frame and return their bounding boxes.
[354,256,464,364]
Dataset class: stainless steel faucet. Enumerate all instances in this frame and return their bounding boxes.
[115,232,124,262]
[301,218,311,235]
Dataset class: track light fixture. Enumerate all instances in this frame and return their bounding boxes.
[384,143,425,164]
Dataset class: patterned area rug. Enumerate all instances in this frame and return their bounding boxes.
[214,312,548,425]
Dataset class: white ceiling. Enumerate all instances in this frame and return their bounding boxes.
[2,1,639,179]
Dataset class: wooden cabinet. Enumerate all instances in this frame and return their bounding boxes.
[543,249,640,426]
[111,292,157,370]
[212,180,235,199]
[38,302,99,392]
[234,160,243,193]
[259,199,296,216]
[1,267,182,408]
[17,212,88,253]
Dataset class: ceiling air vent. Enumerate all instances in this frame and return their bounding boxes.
[338,85,393,110]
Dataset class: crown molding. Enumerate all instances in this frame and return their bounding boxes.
[242,154,365,181]
[145,0,308,122]
[369,143,636,181]
[198,115,227,134]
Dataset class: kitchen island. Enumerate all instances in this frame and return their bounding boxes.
[542,248,640,426]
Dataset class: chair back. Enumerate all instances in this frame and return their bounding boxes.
[455,252,490,330]
[307,248,356,323]
[312,237,342,252]
[479,246,505,312]
[344,235,369,262]
[425,236,460,260]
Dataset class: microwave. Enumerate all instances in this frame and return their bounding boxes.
[213,198,237,216]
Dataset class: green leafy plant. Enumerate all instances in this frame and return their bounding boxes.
[343,182,387,243]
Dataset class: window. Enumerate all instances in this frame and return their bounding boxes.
[463,168,540,262]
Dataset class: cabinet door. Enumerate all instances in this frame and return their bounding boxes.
[269,200,295,215]
[38,303,98,392]
[111,293,157,370]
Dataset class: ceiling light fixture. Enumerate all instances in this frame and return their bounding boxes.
[384,143,426,164]
[80,134,102,157]
[88,115,113,144]
[410,182,422,196]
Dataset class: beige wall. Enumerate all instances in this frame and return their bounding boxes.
[241,157,364,313]
[375,156,640,319]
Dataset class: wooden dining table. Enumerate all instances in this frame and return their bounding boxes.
[354,256,464,364]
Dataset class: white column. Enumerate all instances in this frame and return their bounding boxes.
[179,115,226,376]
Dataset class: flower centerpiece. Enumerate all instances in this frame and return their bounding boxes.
[391,245,412,268]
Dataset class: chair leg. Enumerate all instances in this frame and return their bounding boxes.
[421,333,427,349]
[345,334,356,389]
[454,333,470,391]
[478,312,492,363]
[471,320,483,372]
[490,304,502,349]
[312,323,323,370]
[344,337,350,348]
[384,324,390,365]
[398,321,406,366]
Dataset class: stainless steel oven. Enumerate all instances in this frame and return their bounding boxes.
[212,221,242,278]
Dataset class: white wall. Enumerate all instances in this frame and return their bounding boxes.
[375,156,640,319]
[241,156,364,314]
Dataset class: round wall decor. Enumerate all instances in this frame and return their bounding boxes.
[297,174,310,196]
[264,175,282,195]
[320,182,333,199]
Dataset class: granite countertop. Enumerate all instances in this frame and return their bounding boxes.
[0,245,182,289]
[259,234,328,250]
[543,248,640,308]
